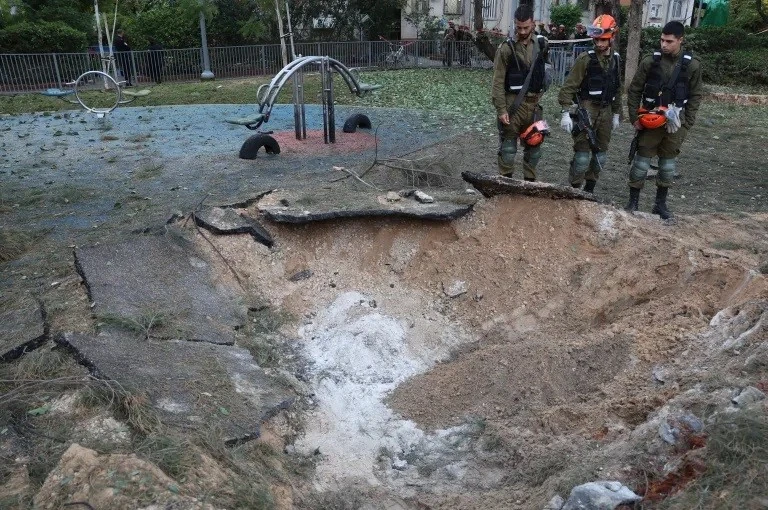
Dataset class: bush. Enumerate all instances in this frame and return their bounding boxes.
[0,21,88,53]
[550,4,583,36]
[704,48,768,84]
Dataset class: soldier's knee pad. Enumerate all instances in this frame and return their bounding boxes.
[629,155,652,183]
[524,144,542,166]
[570,151,591,177]
[658,157,676,184]
[499,138,517,165]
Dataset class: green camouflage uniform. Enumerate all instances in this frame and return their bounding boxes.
[626,49,703,189]
[557,49,622,186]
[491,35,549,180]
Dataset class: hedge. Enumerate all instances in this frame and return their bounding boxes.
[0,21,88,53]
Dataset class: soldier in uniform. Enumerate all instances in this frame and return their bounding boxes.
[625,21,703,219]
[491,4,550,181]
[558,14,622,193]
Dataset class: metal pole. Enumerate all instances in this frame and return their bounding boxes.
[199,8,215,80]
[321,58,328,144]
[52,54,62,89]
[326,59,335,144]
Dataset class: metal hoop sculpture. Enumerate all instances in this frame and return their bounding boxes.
[73,70,121,115]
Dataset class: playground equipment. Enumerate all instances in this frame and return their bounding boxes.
[40,0,150,117]
[226,1,381,159]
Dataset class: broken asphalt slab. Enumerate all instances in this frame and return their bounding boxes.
[57,332,294,443]
[255,188,477,224]
[462,171,599,201]
[193,206,274,247]
[74,231,247,345]
[0,293,47,361]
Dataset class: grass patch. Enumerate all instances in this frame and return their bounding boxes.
[711,240,743,251]
[134,433,194,478]
[133,163,164,180]
[96,310,169,340]
[79,384,160,435]
[126,133,152,143]
[659,409,768,509]
[0,230,34,262]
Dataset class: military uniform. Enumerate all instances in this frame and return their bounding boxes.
[558,49,622,187]
[626,49,703,189]
[491,34,549,180]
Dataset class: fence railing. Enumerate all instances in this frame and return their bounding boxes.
[0,40,584,94]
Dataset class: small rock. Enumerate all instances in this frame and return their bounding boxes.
[562,481,641,510]
[289,269,313,282]
[731,386,766,407]
[442,280,468,298]
[652,366,667,383]
[544,494,564,509]
[414,190,434,204]
[385,191,401,202]
[392,458,408,470]
[659,421,679,444]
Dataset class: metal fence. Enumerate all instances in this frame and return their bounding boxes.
[0,40,585,94]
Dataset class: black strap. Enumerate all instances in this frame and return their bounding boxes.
[666,51,687,92]
[509,36,543,114]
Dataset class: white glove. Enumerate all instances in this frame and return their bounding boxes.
[612,114,620,130]
[665,106,683,133]
[560,111,573,133]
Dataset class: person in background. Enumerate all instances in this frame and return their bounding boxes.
[147,37,166,84]
[114,29,133,86]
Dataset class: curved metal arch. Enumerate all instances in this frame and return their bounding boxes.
[252,56,371,129]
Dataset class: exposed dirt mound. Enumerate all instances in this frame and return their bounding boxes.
[184,194,767,508]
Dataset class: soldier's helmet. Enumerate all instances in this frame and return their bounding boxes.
[637,106,668,129]
[587,14,618,39]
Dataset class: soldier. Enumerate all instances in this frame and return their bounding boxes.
[625,21,703,220]
[491,4,551,181]
[558,14,622,193]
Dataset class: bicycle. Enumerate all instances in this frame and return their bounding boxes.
[379,36,415,68]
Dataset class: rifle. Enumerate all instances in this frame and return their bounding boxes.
[627,130,639,165]
[572,97,603,173]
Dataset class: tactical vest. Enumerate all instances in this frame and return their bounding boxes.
[642,51,692,109]
[504,35,547,94]
[578,50,620,105]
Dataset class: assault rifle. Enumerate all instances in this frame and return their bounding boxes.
[572,97,603,173]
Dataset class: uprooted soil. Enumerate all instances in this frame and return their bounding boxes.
[178,193,766,508]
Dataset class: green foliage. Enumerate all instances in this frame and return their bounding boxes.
[550,4,583,35]
[121,5,198,49]
[0,20,88,52]
[729,0,768,32]
[704,48,768,84]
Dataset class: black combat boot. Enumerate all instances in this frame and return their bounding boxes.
[652,186,673,220]
[624,187,640,212]
[583,180,596,193]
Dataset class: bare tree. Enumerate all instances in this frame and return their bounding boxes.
[472,0,497,60]
[624,0,644,91]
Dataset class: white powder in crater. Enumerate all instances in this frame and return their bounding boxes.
[294,291,463,489]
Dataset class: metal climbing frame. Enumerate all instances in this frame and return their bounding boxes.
[228,55,381,143]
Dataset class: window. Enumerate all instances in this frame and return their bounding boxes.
[672,0,684,18]
[649,3,662,18]
[483,0,502,19]
[444,0,463,15]
[411,0,430,14]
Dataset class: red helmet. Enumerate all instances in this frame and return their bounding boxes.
[587,15,618,40]
[520,120,550,146]
[637,106,667,129]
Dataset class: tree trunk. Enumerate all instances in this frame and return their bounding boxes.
[758,0,768,24]
[472,0,497,61]
[624,0,644,92]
